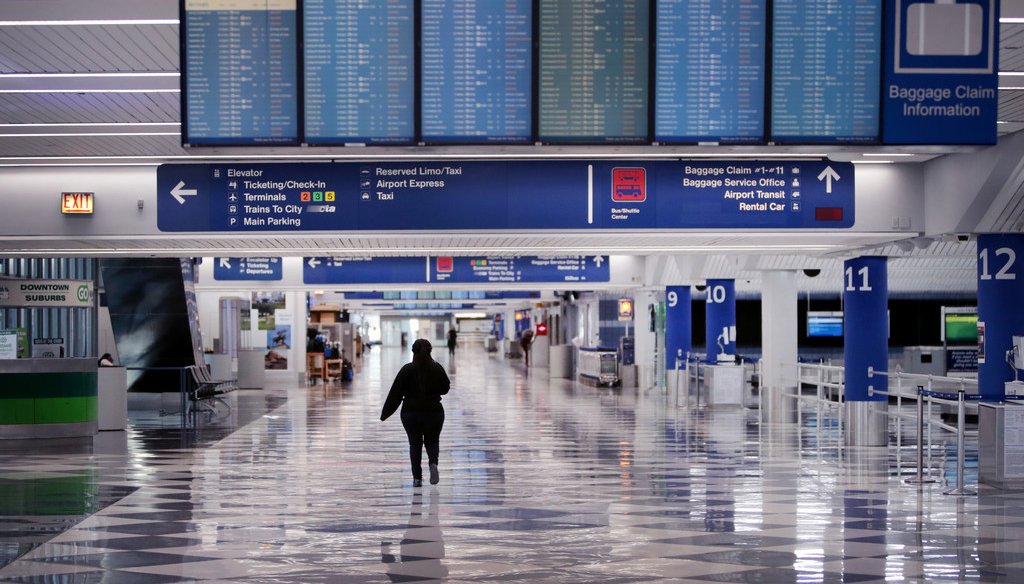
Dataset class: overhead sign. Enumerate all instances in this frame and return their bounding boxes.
[883,0,999,144]
[431,256,610,284]
[157,160,854,232]
[61,192,94,214]
[0,279,93,308]
[213,257,282,281]
[304,257,427,285]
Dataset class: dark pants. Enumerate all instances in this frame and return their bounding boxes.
[400,408,445,480]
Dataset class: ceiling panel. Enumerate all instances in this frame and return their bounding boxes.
[0,24,179,74]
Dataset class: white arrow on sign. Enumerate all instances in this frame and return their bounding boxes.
[307,258,321,269]
[170,180,198,204]
[593,256,604,267]
[219,258,231,269]
[816,166,841,194]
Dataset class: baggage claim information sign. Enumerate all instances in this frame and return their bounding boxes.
[156,160,853,232]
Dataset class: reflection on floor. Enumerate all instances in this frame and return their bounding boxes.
[1,347,1023,583]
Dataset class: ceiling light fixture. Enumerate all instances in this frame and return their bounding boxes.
[0,72,179,79]
[0,89,179,94]
[0,19,179,26]
[0,132,180,137]
[0,122,178,127]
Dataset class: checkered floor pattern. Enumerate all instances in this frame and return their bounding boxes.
[2,347,1023,583]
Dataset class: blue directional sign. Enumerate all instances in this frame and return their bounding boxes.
[213,257,282,281]
[303,257,427,285]
[431,256,610,284]
[157,160,854,232]
[882,0,998,144]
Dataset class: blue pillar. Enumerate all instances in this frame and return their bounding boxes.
[843,256,888,446]
[977,234,1024,401]
[665,286,691,371]
[705,279,736,363]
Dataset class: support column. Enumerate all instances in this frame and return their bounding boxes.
[705,279,736,363]
[665,286,692,395]
[978,234,1024,401]
[761,271,798,423]
[843,256,888,447]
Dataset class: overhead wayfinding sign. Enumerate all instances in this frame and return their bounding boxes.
[157,160,854,232]
[304,256,611,285]
[213,257,282,281]
[882,0,999,144]
[431,256,609,284]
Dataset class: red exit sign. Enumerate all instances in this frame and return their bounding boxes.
[61,192,93,214]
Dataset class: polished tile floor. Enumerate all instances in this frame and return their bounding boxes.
[1,347,1023,583]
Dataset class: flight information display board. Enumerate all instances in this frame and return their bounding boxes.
[421,0,532,143]
[183,0,298,145]
[303,0,415,144]
[655,0,766,143]
[538,0,649,143]
[771,0,882,143]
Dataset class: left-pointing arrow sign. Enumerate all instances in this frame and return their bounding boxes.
[307,258,321,269]
[171,180,198,204]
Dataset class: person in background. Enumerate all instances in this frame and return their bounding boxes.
[520,329,534,367]
[98,353,115,367]
[380,339,451,487]
[446,328,458,358]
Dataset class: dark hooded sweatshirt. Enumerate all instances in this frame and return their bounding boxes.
[380,361,450,421]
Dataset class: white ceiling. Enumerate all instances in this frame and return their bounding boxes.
[0,0,1012,296]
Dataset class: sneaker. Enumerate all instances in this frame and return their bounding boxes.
[429,464,439,485]
[413,478,422,487]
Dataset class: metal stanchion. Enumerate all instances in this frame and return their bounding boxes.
[675,350,682,407]
[944,389,977,496]
[906,385,936,485]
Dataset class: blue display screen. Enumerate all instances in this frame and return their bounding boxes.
[807,313,844,337]
[538,0,649,143]
[303,0,415,144]
[184,0,298,145]
[771,0,882,143]
[655,0,766,144]
[421,0,532,144]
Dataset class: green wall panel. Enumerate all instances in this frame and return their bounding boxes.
[0,399,35,425]
[33,396,96,424]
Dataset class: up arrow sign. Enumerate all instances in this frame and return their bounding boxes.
[170,180,198,204]
[219,258,231,269]
[307,258,322,269]
[816,166,840,194]
[593,256,605,267]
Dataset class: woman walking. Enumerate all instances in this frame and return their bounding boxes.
[381,339,451,487]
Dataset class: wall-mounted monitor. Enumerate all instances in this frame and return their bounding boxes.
[942,307,978,344]
[807,311,843,338]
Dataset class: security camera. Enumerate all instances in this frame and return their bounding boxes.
[956,233,971,243]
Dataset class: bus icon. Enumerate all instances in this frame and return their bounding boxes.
[612,168,646,202]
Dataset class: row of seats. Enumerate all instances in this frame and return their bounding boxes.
[185,364,237,415]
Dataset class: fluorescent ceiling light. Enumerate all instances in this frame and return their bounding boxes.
[0,89,179,94]
[454,312,488,319]
[852,160,895,164]
[0,72,179,79]
[998,87,1024,90]
[0,152,831,163]
[1000,72,1024,76]
[861,153,916,157]
[0,19,179,26]
[0,162,161,167]
[0,132,179,137]
[0,122,178,127]
[1001,18,1024,24]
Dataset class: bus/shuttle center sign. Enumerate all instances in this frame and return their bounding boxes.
[157,160,854,232]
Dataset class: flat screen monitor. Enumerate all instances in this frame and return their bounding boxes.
[943,311,978,344]
[421,0,533,144]
[303,0,415,144]
[538,0,649,143]
[183,0,299,145]
[807,311,843,338]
